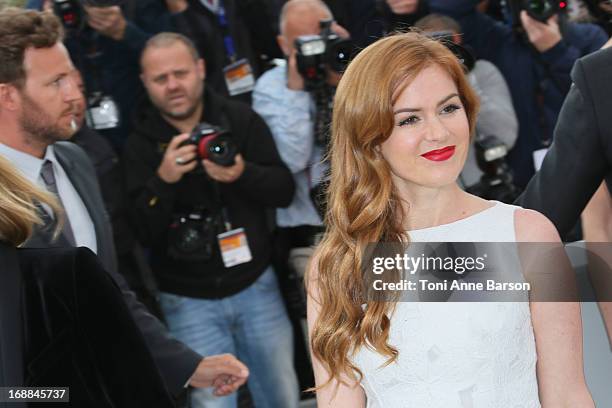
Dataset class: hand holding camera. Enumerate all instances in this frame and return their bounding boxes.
[52,0,126,38]
[203,154,245,184]
[84,5,126,40]
[286,49,305,91]
[520,10,562,52]
[158,133,198,184]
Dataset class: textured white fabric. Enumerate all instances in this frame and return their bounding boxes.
[352,201,541,408]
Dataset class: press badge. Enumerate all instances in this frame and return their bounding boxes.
[532,148,549,172]
[217,228,252,268]
[223,58,255,96]
[87,95,120,130]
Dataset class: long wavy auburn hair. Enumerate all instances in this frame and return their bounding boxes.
[307,32,480,389]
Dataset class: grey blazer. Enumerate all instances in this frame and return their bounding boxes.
[23,141,201,395]
[26,141,118,273]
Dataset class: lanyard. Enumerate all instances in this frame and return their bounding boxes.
[215,0,237,62]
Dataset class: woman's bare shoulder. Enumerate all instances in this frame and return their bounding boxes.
[514,208,561,243]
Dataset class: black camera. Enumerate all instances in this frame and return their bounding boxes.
[466,135,521,203]
[53,0,124,32]
[295,20,353,91]
[507,0,565,23]
[167,210,219,262]
[186,123,238,167]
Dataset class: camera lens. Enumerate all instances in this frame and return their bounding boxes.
[522,0,557,20]
[327,38,353,73]
[177,228,203,253]
[188,123,237,166]
[210,141,227,156]
[207,135,238,166]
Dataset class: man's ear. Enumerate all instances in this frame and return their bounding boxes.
[277,35,291,57]
[0,84,20,111]
[197,58,206,80]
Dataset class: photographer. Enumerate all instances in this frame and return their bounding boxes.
[253,0,348,241]
[252,2,350,392]
[28,0,176,151]
[252,0,347,310]
[429,0,608,188]
[123,33,298,408]
[164,0,283,102]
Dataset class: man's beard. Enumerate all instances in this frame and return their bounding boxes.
[162,99,201,121]
[18,92,75,146]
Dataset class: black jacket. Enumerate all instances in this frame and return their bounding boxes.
[124,87,294,298]
[518,47,612,237]
[173,0,282,102]
[0,245,174,408]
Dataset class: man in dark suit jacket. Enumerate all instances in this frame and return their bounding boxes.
[25,141,118,271]
[518,46,612,238]
[0,8,248,400]
[517,44,612,343]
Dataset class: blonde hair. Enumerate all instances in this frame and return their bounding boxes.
[0,155,61,247]
[307,32,480,389]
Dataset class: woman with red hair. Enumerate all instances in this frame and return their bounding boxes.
[306,32,592,407]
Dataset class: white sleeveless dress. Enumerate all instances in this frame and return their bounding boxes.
[352,201,541,408]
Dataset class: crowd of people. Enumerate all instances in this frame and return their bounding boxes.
[1,0,612,407]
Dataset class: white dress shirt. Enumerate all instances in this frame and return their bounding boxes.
[0,143,98,253]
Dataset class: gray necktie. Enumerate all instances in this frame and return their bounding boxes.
[40,160,76,246]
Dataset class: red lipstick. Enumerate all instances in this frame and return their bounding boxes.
[421,145,455,161]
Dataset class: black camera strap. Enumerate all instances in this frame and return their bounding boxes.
[81,32,106,95]
[313,85,334,148]
[211,179,232,232]
[69,30,102,128]
[309,85,334,219]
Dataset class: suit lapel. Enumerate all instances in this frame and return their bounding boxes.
[0,245,25,401]
[54,145,103,251]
